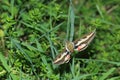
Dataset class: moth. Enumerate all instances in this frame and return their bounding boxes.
[53,29,96,65]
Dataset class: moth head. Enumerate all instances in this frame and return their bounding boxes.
[65,41,74,53]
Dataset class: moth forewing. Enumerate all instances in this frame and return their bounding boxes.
[85,29,96,45]
[74,29,96,51]
[53,50,71,65]
[76,43,88,51]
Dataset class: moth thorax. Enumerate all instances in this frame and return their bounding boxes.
[65,41,74,52]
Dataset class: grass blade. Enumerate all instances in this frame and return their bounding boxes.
[0,52,17,79]
[100,68,116,80]
[67,0,75,41]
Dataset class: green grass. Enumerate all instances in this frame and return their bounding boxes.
[0,0,120,80]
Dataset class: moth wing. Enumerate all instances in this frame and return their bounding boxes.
[74,29,96,52]
[53,49,71,65]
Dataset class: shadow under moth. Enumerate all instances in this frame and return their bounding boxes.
[53,29,96,65]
